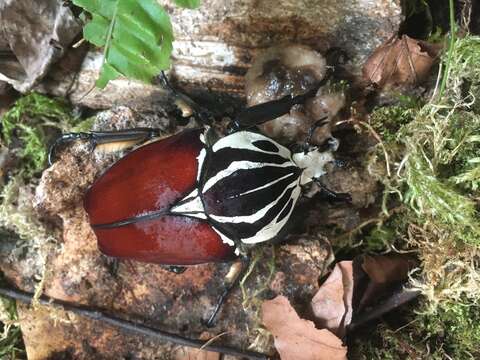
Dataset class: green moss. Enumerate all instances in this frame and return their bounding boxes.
[352,300,480,360]
[367,37,480,247]
[0,92,82,179]
[369,95,422,144]
[0,296,24,359]
[423,301,480,358]
[72,116,95,133]
[399,37,480,245]
[240,246,276,311]
[0,176,55,242]
[350,324,414,360]
[355,35,480,358]
[362,209,412,252]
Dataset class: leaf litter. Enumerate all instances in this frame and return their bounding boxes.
[309,254,417,340]
[262,295,347,360]
[363,35,440,88]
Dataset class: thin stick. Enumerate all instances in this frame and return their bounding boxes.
[0,286,269,360]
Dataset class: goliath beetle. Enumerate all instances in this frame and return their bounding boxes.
[49,73,349,325]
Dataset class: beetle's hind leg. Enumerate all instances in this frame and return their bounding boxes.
[204,256,250,327]
[48,128,162,165]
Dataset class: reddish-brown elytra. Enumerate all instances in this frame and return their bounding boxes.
[84,129,236,265]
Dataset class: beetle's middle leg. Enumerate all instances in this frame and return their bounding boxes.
[48,128,162,165]
[163,265,187,274]
[160,71,214,127]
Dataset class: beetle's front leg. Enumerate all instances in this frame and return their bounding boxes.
[315,179,352,203]
[48,128,162,165]
[228,76,330,133]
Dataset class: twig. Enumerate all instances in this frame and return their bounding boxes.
[347,287,421,333]
[0,286,269,360]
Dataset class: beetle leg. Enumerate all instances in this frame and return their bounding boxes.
[228,75,331,133]
[48,128,162,165]
[315,179,352,203]
[204,255,251,327]
[302,116,329,153]
[160,71,213,126]
[163,265,187,274]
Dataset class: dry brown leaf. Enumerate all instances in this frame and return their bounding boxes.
[311,255,418,335]
[363,35,439,88]
[361,254,417,284]
[262,295,347,360]
[355,253,418,311]
[310,261,353,338]
[173,346,220,360]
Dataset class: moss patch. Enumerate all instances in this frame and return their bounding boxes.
[352,35,480,358]
[0,295,24,359]
[0,93,94,357]
[0,92,92,180]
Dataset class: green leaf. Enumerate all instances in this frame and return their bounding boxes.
[74,0,117,19]
[96,62,121,88]
[83,14,109,46]
[73,0,174,88]
[173,0,201,9]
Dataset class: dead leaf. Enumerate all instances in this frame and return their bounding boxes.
[262,295,347,360]
[0,0,81,92]
[173,347,220,360]
[310,254,418,336]
[355,254,418,311]
[361,254,417,284]
[363,35,440,88]
[310,261,353,338]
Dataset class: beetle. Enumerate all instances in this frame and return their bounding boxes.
[49,73,349,325]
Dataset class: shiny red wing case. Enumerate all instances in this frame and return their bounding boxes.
[84,129,235,265]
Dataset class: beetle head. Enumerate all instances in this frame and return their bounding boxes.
[292,136,339,185]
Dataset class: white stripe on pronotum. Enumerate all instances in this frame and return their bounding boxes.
[240,184,302,244]
[170,189,206,219]
[229,172,297,199]
[209,180,299,224]
[202,160,294,193]
[212,131,291,159]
